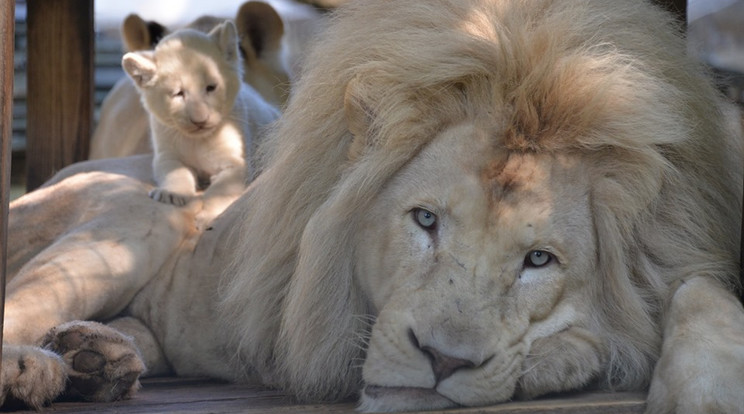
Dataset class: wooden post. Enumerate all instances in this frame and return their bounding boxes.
[26,0,93,191]
[652,0,687,23]
[1,0,16,371]
[665,0,687,22]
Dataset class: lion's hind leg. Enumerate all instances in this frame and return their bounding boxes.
[41,321,146,402]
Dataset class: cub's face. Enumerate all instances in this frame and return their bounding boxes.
[142,48,240,137]
[355,123,605,411]
[122,23,242,138]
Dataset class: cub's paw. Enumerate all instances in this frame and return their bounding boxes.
[0,345,67,409]
[194,209,214,232]
[149,188,192,206]
[194,204,228,231]
[41,321,146,402]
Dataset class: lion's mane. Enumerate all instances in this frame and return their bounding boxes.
[218,0,742,402]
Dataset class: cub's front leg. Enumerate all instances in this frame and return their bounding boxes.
[195,163,247,227]
[646,277,744,414]
[150,153,198,206]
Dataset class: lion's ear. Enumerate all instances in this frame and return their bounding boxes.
[121,14,167,52]
[235,1,284,62]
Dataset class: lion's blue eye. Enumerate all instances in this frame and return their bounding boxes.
[173,90,185,98]
[524,250,552,267]
[413,208,437,230]
[206,84,217,93]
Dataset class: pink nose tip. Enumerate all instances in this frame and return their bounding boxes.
[421,345,476,382]
[408,328,483,383]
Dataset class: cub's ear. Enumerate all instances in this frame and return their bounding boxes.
[121,14,167,52]
[209,20,239,65]
[122,51,157,88]
[235,1,284,62]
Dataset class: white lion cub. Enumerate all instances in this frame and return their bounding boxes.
[122,21,279,221]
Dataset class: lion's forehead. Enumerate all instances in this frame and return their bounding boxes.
[481,151,584,193]
[391,126,594,278]
[406,124,591,236]
[462,150,588,226]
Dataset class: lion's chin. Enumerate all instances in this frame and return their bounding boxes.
[358,385,458,412]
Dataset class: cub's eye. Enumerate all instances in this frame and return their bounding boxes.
[206,84,217,93]
[173,90,185,98]
[524,250,553,268]
[413,208,437,230]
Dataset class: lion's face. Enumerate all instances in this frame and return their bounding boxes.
[355,123,607,411]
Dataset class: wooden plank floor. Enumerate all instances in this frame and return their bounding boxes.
[1,377,646,413]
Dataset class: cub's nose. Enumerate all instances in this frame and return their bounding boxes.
[187,102,210,128]
[409,329,478,383]
[191,118,208,128]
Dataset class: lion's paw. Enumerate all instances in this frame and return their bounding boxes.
[646,344,744,414]
[646,332,744,414]
[149,187,192,206]
[41,321,146,402]
[0,345,67,409]
[647,279,744,414]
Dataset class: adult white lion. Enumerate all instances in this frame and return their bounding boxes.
[4,0,744,412]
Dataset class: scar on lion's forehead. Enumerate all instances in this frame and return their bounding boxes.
[481,154,544,194]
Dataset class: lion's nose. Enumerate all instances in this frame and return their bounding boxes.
[421,345,476,382]
[409,329,478,383]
